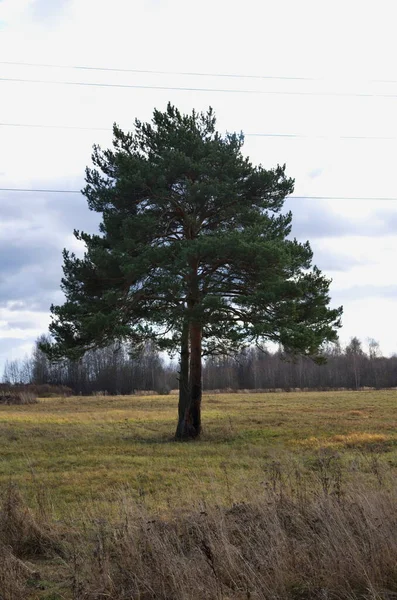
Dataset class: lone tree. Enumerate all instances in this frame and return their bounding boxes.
[44,103,342,439]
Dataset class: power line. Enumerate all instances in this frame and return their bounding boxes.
[0,123,397,141]
[0,122,109,132]
[247,133,397,141]
[0,60,316,82]
[287,196,397,201]
[2,60,397,85]
[0,187,81,193]
[1,187,396,201]
[1,122,397,140]
[2,122,397,141]
[2,77,397,99]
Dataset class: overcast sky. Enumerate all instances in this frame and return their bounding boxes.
[1,0,397,372]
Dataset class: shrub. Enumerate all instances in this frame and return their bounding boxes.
[156,384,172,395]
[0,391,38,405]
[0,383,73,398]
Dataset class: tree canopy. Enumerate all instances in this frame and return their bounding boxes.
[44,103,342,438]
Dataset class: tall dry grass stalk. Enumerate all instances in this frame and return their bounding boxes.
[75,485,397,599]
[2,456,397,599]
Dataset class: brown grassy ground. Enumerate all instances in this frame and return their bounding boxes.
[1,390,397,598]
[0,390,396,512]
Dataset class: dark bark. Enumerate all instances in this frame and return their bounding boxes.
[175,254,202,439]
[175,320,202,439]
[187,322,202,437]
[175,319,190,439]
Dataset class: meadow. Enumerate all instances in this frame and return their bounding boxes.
[1,390,397,512]
[1,389,397,599]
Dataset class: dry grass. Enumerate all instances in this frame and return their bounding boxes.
[0,545,29,600]
[0,390,396,513]
[0,484,62,600]
[2,464,397,599]
[0,390,38,405]
[0,390,397,598]
[77,484,397,600]
[298,432,391,450]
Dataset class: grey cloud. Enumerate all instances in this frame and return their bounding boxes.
[0,187,100,234]
[0,184,101,311]
[0,241,53,274]
[0,180,395,321]
[0,261,65,311]
[0,232,63,309]
[332,285,397,302]
[49,199,102,235]
[311,248,367,273]
[286,198,397,239]
[285,200,354,239]
[5,301,30,312]
[10,320,39,330]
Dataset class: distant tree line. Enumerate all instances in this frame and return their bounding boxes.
[2,335,397,395]
[203,337,397,391]
[2,335,178,395]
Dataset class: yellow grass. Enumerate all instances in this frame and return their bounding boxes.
[2,390,397,599]
[0,390,397,516]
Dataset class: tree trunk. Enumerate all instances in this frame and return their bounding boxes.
[175,321,202,439]
[175,257,202,440]
[175,319,190,439]
[187,322,202,437]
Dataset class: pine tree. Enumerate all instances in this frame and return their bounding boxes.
[44,103,342,438]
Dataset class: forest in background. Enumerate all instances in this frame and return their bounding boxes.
[2,335,396,395]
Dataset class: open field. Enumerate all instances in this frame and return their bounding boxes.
[1,390,397,513]
[2,390,397,599]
